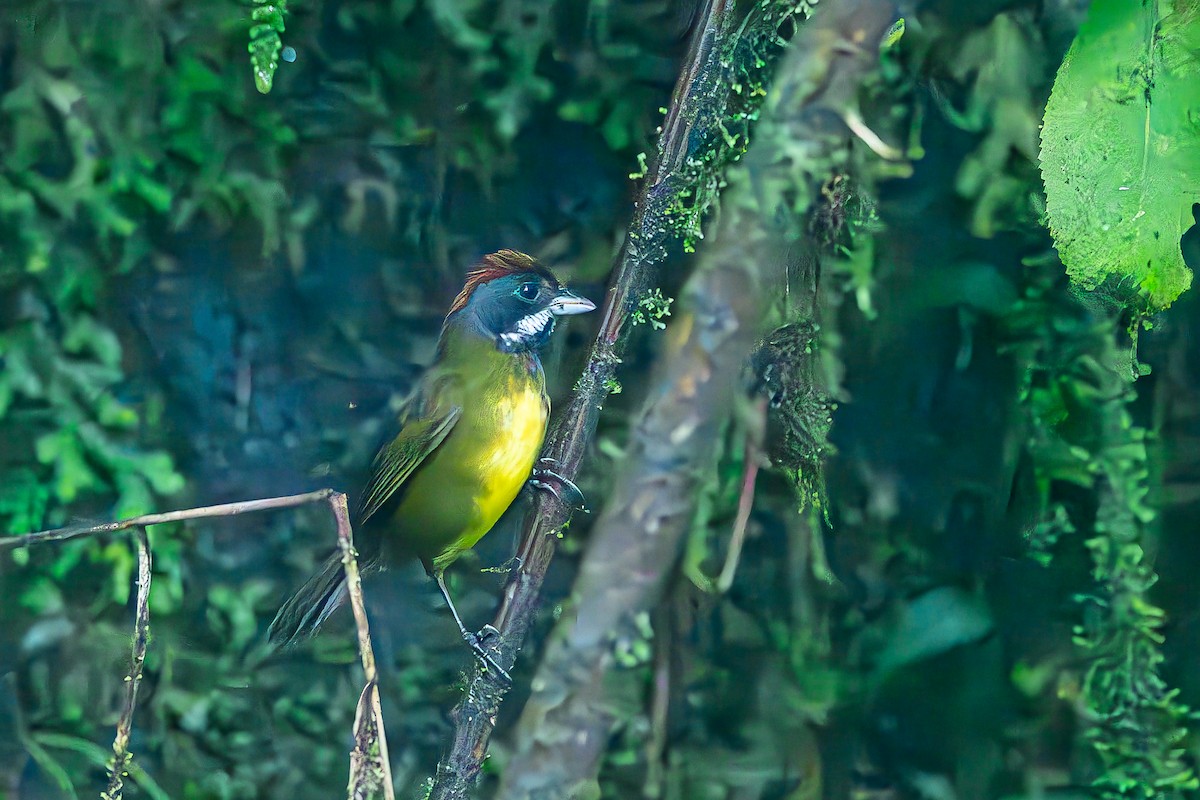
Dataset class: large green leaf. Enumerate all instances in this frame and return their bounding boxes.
[1040,0,1200,312]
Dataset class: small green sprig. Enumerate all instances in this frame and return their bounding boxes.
[248,1,289,94]
[630,288,673,331]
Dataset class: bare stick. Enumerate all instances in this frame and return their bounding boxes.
[1,489,335,549]
[102,527,151,800]
[645,606,673,800]
[331,491,396,800]
[717,398,767,593]
[6,487,391,800]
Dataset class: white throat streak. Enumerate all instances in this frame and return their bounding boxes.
[500,308,554,348]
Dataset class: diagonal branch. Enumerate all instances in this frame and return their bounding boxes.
[496,3,899,796]
[426,0,751,795]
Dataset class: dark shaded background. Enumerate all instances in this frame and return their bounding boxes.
[2,1,1198,798]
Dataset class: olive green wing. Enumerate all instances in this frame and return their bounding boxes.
[356,384,461,526]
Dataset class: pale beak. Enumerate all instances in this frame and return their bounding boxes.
[548,288,597,316]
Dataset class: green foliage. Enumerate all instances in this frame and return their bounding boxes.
[630,288,673,330]
[1040,0,1200,312]
[0,0,315,537]
[872,587,994,680]
[1009,267,1195,797]
[943,12,1046,239]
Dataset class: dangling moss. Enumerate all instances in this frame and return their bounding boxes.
[750,321,835,519]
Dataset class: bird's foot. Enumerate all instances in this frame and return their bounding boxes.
[530,458,587,511]
[462,628,511,684]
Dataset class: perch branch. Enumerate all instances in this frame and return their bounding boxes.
[498,187,786,800]
[101,527,151,800]
[427,1,743,796]
[496,3,899,796]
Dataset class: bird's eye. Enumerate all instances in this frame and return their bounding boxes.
[515,282,540,302]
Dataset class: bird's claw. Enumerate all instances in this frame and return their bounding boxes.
[530,461,588,512]
[462,629,512,684]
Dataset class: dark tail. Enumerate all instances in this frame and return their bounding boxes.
[268,553,348,647]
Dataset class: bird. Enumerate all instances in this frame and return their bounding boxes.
[268,250,595,679]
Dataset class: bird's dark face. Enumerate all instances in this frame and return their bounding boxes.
[457,269,596,353]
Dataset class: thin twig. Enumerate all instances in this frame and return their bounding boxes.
[645,605,672,800]
[717,397,768,593]
[6,487,390,800]
[332,491,396,800]
[1,489,335,549]
[102,527,151,800]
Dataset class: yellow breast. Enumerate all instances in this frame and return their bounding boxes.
[391,332,551,575]
[474,378,548,524]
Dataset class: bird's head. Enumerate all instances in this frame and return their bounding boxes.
[447,250,596,353]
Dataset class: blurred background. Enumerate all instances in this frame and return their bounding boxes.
[2,0,1199,798]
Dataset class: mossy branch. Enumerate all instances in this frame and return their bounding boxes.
[424,0,785,794]
[495,3,898,796]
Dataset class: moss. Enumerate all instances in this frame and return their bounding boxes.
[750,322,834,518]
[1009,268,1195,798]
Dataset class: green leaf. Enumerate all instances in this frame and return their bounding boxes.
[113,472,153,520]
[136,452,185,496]
[19,577,65,614]
[62,314,122,368]
[36,429,100,503]
[0,468,50,534]
[874,587,994,678]
[1040,0,1200,312]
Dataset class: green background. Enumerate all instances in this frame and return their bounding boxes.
[2,1,1199,798]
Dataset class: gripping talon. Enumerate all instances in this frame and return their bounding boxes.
[529,477,562,502]
[529,464,588,511]
[436,571,512,684]
[463,630,512,683]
